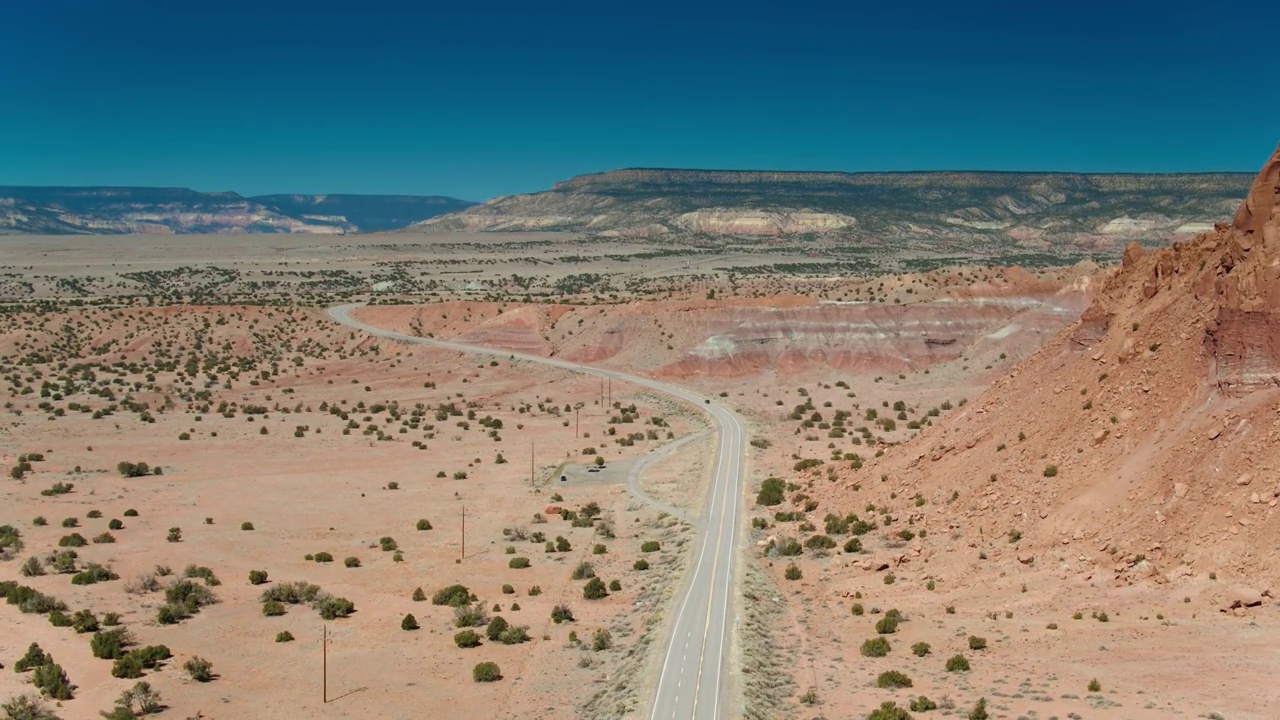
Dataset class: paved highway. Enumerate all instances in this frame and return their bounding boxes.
[327,303,744,720]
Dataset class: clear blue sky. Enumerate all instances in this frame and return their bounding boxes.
[1,0,1276,201]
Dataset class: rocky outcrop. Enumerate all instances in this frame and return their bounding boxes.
[1232,143,1280,237]
[1209,143,1280,392]
[834,141,1280,582]
[672,209,855,235]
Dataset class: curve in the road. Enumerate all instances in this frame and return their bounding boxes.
[326,304,744,720]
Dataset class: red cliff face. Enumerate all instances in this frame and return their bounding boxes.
[830,142,1280,582]
[1232,143,1280,237]
[1211,144,1280,392]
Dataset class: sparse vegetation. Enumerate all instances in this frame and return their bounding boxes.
[861,637,891,657]
[877,670,913,689]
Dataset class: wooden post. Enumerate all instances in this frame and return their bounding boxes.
[322,624,327,703]
[461,506,466,561]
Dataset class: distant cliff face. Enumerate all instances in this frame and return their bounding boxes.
[0,187,475,235]
[409,168,1252,243]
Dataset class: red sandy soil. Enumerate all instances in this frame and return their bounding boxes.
[0,306,708,719]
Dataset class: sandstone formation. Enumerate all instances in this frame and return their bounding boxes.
[831,142,1280,582]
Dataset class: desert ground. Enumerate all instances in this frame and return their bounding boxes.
[2,222,1276,720]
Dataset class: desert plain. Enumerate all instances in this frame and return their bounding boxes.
[2,222,1278,720]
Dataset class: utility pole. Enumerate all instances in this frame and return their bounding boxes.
[322,624,328,704]
[460,506,466,561]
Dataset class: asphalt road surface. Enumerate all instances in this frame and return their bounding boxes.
[327,303,744,720]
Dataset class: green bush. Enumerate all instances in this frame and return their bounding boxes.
[909,696,938,712]
[249,570,269,585]
[111,654,144,679]
[968,635,987,650]
[108,519,125,530]
[416,518,433,531]
[184,656,213,682]
[262,600,286,617]
[485,616,509,641]
[861,637,891,657]
[31,661,74,700]
[867,701,912,720]
[401,613,419,631]
[550,604,574,624]
[453,603,487,628]
[58,533,87,548]
[343,556,361,568]
[432,584,472,607]
[640,540,661,552]
[241,522,255,531]
[634,559,650,571]
[313,552,334,563]
[472,661,501,682]
[509,556,530,569]
[876,670,913,689]
[805,534,836,550]
[276,631,294,643]
[316,597,354,620]
[968,698,988,720]
[756,477,786,506]
[71,563,118,585]
[784,564,802,581]
[1043,465,1058,477]
[182,564,220,586]
[876,615,900,634]
[454,630,481,648]
[71,609,99,633]
[165,579,216,616]
[20,556,44,577]
[124,509,139,517]
[412,587,426,602]
[911,642,931,657]
[0,694,58,720]
[571,562,595,580]
[583,577,609,600]
[946,654,970,672]
[156,605,184,625]
[91,629,129,659]
[851,603,864,616]
[591,628,613,651]
[117,462,153,478]
[14,643,49,672]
